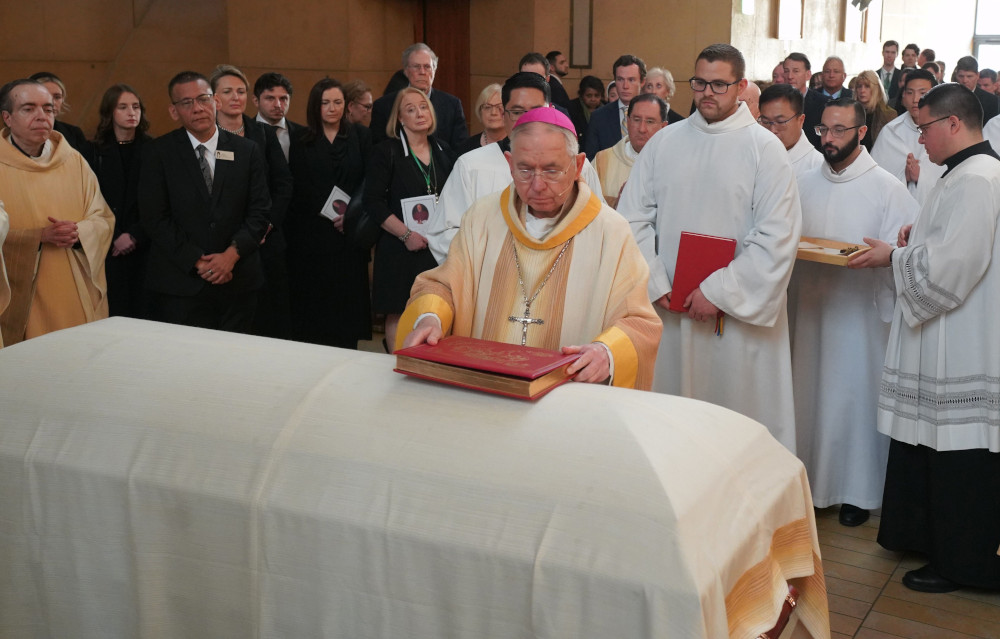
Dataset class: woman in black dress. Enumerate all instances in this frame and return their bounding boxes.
[88,84,152,318]
[365,88,454,351]
[286,78,372,349]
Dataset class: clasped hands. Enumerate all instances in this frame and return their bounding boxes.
[40,216,79,248]
[196,245,239,285]
[402,316,611,384]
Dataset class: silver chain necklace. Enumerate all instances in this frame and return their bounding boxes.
[507,237,573,346]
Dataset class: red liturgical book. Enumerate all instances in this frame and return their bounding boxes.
[669,232,737,313]
[394,336,581,400]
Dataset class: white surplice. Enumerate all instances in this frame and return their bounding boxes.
[788,132,824,183]
[789,148,918,508]
[427,142,605,264]
[617,102,802,452]
[881,150,1000,452]
[871,112,946,205]
[986,116,1000,155]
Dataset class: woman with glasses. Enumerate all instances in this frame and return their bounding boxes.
[88,84,152,318]
[852,70,896,150]
[454,83,505,157]
[344,80,374,128]
[365,88,454,351]
[286,78,372,349]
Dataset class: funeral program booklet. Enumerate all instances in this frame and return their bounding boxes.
[320,185,351,222]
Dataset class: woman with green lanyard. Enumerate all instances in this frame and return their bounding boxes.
[365,87,454,351]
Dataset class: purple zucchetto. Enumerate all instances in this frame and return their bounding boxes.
[512,106,578,136]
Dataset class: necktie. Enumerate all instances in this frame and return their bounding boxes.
[620,109,627,136]
[196,144,213,192]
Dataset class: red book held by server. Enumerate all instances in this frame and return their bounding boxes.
[669,232,737,313]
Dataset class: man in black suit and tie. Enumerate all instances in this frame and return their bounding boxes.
[252,72,302,163]
[784,52,828,151]
[370,43,469,147]
[956,56,1000,125]
[139,71,271,333]
[876,41,901,101]
[583,54,646,160]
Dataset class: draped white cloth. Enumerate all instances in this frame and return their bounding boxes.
[871,112,946,205]
[789,149,919,508]
[428,143,605,264]
[617,102,802,453]
[881,152,1000,452]
[0,318,830,639]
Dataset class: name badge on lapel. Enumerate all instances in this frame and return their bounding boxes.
[216,150,235,161]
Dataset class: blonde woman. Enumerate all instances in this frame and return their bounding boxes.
[853,70,897,150]
[642,67,685,123]
[454,83,504,157]
[365,88,454,351]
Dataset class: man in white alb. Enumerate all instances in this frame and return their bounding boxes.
[850,83,1000,593]
[871,69,944,204]
[758,83,823,184]
[427,72,604,264]
[789,98,917,527]
[617,44,801,451]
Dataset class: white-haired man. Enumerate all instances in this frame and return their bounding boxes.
[400,107,660,390]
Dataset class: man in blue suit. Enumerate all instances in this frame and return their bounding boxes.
[584,54,646,160]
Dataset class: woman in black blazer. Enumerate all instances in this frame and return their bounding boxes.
[88,84,152,318]
[286,78,372,349]
[365,88,454,351]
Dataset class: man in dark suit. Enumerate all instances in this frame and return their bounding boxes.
[784,52,828,150]
[819,57,853,100]
[252,72,302,163]
[370,43,469,147]
[139,71,271,333]
[546,50,572,110]
[583,54,646,160]
[955,56,1000,125]
[876,41,901,101]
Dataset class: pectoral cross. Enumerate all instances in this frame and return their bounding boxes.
[508,306,544,346]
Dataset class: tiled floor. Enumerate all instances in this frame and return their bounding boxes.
[815,506,1000,638]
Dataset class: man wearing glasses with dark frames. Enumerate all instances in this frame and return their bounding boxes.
[618,43,802,453]
[758,83,823,182]
[850,82,1000,595]
[789,98,917,530]
[139,71,271,333]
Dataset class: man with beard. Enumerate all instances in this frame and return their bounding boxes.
[618,43,801,452]
[789,98,917,527]
[593,94,667,207]
[872,69,945,204]
[849,82,1000,593]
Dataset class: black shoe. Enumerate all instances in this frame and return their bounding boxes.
[838,504,870,527]
[902,564,961,593]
